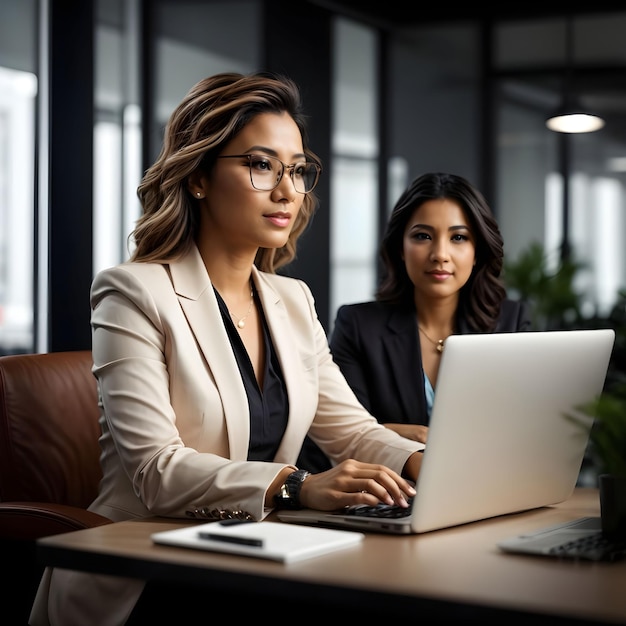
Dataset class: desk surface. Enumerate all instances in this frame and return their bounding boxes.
[38,488,626,624]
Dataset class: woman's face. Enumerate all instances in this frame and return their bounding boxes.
[402,198,476,303]
[199,111,306,254]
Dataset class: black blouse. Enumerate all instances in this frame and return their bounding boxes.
[213,286,289,461]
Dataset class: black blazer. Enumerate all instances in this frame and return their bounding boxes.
[297,298,531,473]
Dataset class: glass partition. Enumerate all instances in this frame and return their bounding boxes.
[0,1,37,354]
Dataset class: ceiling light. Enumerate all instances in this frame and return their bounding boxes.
[546,103,605,133]
[546,17,605,134]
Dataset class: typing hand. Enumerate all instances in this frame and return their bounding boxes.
[298,459,416,511]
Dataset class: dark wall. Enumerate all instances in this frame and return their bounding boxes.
[47,0,94,351]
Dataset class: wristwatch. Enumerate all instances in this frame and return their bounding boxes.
[273,469,310,510]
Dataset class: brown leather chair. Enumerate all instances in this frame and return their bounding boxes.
[0,350,111,624]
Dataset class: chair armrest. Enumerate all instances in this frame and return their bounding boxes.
[0,502,112,540]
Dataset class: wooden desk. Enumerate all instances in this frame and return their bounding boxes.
[37,488,626,624]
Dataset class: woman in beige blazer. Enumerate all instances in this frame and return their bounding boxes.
[30,72,424,625]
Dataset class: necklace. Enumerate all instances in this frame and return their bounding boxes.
[418,326,447,354]
[229,284,254,329]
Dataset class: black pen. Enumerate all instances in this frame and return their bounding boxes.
[198,531,264,547]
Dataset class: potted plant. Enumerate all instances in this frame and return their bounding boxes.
[503,241,584,331]
[572,382,626,538]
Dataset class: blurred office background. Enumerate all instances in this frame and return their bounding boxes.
[1,0,625,356]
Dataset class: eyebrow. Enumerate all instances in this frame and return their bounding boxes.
[410,223,471,232]
[245,145,307,161]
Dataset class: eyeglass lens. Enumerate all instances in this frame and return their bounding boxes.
[248,155,319,193]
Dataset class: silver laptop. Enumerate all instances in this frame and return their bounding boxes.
[279,329,615,535]
[496,515,626,561]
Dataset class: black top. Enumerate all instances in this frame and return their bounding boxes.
[214,287,289,461]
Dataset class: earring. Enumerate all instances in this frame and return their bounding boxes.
[196,192,202,198]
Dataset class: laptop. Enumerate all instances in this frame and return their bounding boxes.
[278,328,615,535]
[496,516,626,562]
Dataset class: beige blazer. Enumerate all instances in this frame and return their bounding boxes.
[30,244,422,626]
[88,243,422,523]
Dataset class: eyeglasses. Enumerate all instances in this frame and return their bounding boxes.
[216,154,321,194]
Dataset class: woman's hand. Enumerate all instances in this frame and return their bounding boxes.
[383,423,429,443]
[298,459,416,511]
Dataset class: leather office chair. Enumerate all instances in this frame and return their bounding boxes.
[0,350,111,624]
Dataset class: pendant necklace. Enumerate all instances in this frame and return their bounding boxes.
[229,284,254,329]
[418,326,447,354]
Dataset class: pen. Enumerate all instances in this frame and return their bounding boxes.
[198,531,264,547]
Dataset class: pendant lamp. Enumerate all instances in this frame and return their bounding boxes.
[546,17,605,133]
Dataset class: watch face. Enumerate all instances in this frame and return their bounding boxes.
[274,470,309,510]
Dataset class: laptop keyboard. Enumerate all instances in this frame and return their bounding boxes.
[344,498,414,519]
[547,532,626,562]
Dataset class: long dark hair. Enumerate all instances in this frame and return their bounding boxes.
[132,71,321,272]
[376,172,507,332]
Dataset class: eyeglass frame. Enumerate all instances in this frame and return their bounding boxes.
[215,153,321,194]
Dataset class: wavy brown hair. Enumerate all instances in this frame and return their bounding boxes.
[131,72,321,272]
[376,172,507,332]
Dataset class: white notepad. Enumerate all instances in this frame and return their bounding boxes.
[151,519,364,563]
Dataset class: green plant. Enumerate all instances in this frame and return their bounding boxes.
[571,383,626,479]
[504,241,585,330]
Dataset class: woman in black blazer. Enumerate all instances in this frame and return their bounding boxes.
[298,172,531,472]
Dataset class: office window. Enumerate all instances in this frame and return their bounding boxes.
[94,0,142,272]
[495,14,626,318]
[0,0,37,355]
[387,22,479,185]
[329,17,379,331]
[150,0,259,160]
[94,0,259,275]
